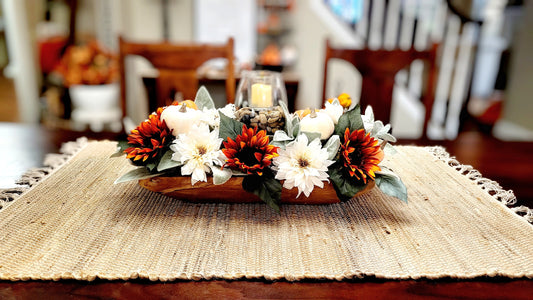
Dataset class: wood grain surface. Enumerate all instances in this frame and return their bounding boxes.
[139,176,375,205]
[1,279,533,299]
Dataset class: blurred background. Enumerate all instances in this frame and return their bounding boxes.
[1,0,533,207]
[0,0,531,140]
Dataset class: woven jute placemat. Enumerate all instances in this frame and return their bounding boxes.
[0,141,531,281]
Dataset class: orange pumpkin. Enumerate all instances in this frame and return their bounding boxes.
[295,108,319,120]
[170,99,198,110]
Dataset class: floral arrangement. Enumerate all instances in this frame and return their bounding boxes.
[114,87,407,211]
[53,40,119,87]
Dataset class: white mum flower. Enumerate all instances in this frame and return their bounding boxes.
[324,100,344,124]
[218,103,236,119]
[170,123,224,185]
[200,108,219,128]
[361,106,375,132]
[273,134,334,197]
[199,104,236,128]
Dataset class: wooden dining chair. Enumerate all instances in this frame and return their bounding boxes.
[118,36,235,118]
[322,39,438,138]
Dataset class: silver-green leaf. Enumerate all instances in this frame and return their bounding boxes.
[114,167,160,184]
[375,169,408,203]
[157,150,182,172]
[195,86,215,110]
[324,135,340,160]
[273,130,293,142]
[301,131,321,142]
[271,140,291,148]
[110,140,130,158]
[212,167,232,185]
[279,101,294,136]
[383,143,398,155]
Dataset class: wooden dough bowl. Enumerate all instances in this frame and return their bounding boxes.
[139,176,375,205]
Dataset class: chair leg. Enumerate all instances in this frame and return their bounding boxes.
[360,76,394,125]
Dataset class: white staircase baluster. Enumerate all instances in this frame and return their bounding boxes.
[383,0,401,50]
[446,22,479,139]
[399,0,417,50]
[429,13,461,140]
[369,0,386,50]
[356,0,371,44]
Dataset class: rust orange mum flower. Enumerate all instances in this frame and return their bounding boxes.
[222,125,279,176]
[124,108,172,163]
[340,128,384,184]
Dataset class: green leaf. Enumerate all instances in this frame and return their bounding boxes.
[212,166,232,185]
[110,140,130,158]
[375,170,408,203]
[301,131,321,142]
[379,133,397,143]
[324,135,340,160]
[371,121,397,143]
[279,101,294,136]
[242,172,281,212]
[330,98,341,106]
[334,104,364,137]
[271,130,294,149]
[157,150,182,172]
[231,170,248,177]
[273,130,293,142]
[271,140,291,148]
[194,86,215,110]
[370,120,383,136]
[219,112,244,141]
[114,167,160,184]
[362,105,374,123]
[329,166,368,201]
[383,143,397,155]
[145,162,157,172]
[291,118,300,138]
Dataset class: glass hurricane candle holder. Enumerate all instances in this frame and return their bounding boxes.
[235,70,288,109]
[234,70,288,134]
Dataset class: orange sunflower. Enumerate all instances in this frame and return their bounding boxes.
[222,125,279,176]
[124,107,172,164]
[340,128,384,184]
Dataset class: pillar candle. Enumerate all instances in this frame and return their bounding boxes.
[250,83,273,107]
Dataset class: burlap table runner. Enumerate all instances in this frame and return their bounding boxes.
[0,141,531,281]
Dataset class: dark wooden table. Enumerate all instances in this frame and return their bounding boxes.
[1,122,532,299]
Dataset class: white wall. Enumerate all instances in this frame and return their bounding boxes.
[118,0,193,42]
[1,0,41,123]
[494,0,533,139]
[290,0,331,109]
[115,0,194,124]
[502,0,533,130]
[291,0,362,110]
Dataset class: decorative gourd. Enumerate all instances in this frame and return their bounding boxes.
[295,108,319,120]
[177,100,198,110]
[161,103,203,136]
[299,110,334,140]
